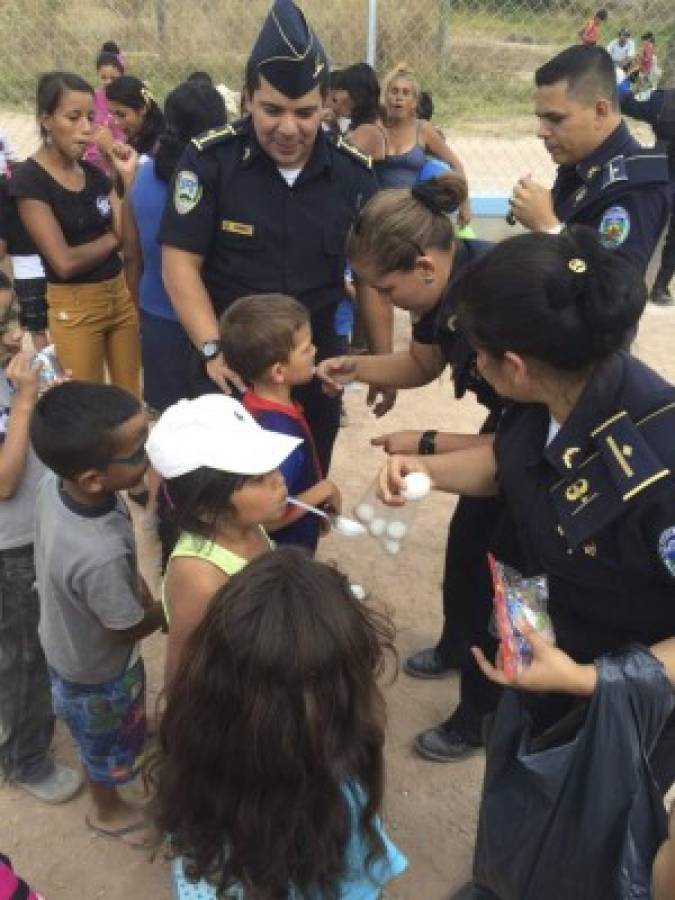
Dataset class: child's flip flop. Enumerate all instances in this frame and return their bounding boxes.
[85,814,152,849]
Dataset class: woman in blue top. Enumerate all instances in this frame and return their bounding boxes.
[149,547,407,899]
[121,81,227,413]
[377,63,472,228]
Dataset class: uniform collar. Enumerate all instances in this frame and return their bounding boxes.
[238,117,332,179]
[544,353,625,477]
[574,122,632,183]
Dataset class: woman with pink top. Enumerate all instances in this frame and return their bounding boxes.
[84,41,126,174]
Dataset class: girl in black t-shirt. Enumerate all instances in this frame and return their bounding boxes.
[105,76,164,158]
[10,71,140,397]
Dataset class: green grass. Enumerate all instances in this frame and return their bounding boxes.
[2,0,674,125]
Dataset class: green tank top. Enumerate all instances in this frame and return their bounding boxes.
[162,529,273,622]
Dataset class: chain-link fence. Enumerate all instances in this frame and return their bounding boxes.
[3,0,675,197]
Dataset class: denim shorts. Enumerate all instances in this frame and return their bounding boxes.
[50,657,146,785]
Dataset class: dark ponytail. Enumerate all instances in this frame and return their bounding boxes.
[347,172,467,273]
[455,225,646,372]
[105,75,164,155]
[154,81,227,182]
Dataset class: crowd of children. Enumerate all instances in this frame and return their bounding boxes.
[1,6,675,899]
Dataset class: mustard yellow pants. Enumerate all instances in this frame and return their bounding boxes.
[47,272,141,399]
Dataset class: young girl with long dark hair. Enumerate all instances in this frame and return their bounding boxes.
[105,75,164,157]
[150,546,407,899]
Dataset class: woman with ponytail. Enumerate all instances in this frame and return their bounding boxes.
[379,226,675,896]
[122,80,226,413]
[105,75,164,157]
[317,172,521,764]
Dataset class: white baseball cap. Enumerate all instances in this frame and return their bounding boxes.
[146,394,302,479]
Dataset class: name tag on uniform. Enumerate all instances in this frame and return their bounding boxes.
[222,220,254,236]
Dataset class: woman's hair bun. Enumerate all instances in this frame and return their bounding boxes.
[411,172,467,216]
[556,225,645,341]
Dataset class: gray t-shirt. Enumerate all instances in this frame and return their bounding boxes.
[0,371,46,549]
[35,472,144,684]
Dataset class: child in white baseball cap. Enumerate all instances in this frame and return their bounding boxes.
[146,394,301,686]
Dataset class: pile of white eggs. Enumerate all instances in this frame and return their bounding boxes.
[354,472,431,556]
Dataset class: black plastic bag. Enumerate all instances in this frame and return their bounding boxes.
[473,647,674,900]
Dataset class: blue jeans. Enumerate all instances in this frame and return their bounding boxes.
[0,545,55,782]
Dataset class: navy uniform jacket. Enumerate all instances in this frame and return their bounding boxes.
[412,239,501,414]
[495,352,675,665]
[621,89,675,177]
[158,118,378,319]
[552,122,670,273]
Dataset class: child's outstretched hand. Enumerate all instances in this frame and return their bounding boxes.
[472,622,598,697]
[6,351,39,406]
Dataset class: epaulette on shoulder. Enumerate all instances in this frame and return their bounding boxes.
[335,136,372,170]
[191,125,239,152]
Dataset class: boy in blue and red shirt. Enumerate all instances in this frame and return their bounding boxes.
[220,293,341,552]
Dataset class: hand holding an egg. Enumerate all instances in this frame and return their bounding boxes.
[377,456,432,506]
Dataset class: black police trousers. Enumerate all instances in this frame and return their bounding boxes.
[654,205,675,290]
[434,410,525,733]
[292,303,342,476]
[436,494,525,732]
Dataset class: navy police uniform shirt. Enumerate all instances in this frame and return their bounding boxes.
[412,238,501,413]
[621,89,675,177]
[495,351,675,666]
[158,118,378,318]
[552,122,670,274]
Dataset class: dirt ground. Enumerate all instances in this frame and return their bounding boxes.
[1,253,675,898]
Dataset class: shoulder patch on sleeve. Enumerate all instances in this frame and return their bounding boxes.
[658,526,675,578]
[173,170,202,215]
[598,205,630,249]
[335,136,372,170]
[191,125,238,152]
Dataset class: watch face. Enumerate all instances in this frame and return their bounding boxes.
[201,341,220,360]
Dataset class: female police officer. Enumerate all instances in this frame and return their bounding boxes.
[317,172,521,762]
[378,225,675,794]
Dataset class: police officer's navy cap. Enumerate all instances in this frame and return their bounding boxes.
[248,0,329,99]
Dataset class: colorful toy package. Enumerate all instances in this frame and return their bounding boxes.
[487,553,555,678]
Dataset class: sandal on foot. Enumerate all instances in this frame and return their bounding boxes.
[85,814,151,849]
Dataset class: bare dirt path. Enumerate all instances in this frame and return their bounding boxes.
[2,283,674,899]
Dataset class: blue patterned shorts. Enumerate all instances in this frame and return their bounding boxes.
[50,657,146,785]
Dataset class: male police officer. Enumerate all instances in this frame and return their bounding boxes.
[510,45,670,275]
[159,0,377,472]
[621,84,675,304]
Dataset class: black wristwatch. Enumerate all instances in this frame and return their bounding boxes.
[199,339,221,362]
[418,429,438,455]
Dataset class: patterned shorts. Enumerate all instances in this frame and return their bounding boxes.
[50,657,146,785]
